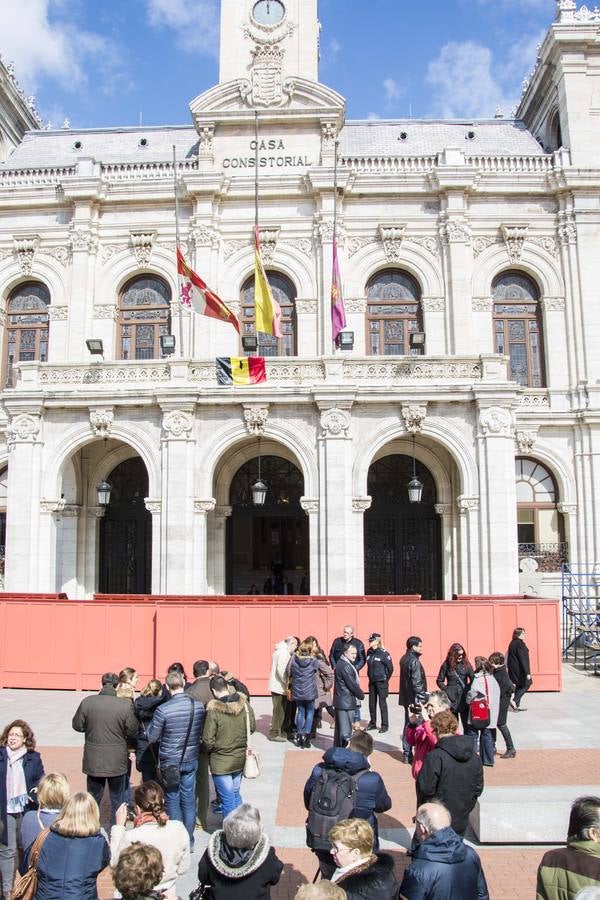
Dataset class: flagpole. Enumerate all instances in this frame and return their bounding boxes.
[254,112,259,230]
[332,140,339,351]
[172,145,184,358]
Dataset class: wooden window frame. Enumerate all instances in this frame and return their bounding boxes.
[3,281,50,388]
[240,271,297,357]
[117,275,172,361]
[365,269,423,357]
[492,271,545,388]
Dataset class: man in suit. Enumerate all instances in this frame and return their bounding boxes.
[333,644,365,748]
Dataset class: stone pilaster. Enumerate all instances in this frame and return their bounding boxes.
[316,401,354,594]
[4,412,44,591]
[159,406,196,592]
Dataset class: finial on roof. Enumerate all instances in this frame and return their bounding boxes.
[45,121,53,131]
[556,0,576,21]
[495,106,504,118]
[61,118,71,129]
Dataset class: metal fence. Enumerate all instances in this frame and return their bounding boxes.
[562,563,600,670]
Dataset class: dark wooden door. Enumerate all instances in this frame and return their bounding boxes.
[99,457,151,594]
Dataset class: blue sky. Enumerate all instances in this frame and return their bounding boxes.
[0,0,555,129]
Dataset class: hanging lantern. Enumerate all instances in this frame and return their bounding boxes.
[408,435,423,504]
[252,436,267,506]
[97,481,112,506]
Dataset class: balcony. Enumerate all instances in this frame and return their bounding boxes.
[518,542,568,573]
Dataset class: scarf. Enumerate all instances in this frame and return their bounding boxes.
[133,810,169,828]
[6,747,28,813]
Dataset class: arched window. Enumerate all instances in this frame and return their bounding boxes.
[516,457,566,570]
[240,272,296,357]
[492,272,545,387]
[3,281,50,387]
[366,269,423,355]
[118,275,171,360]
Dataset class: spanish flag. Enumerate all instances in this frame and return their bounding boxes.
[216,356,267,386]
[254,226,282,338]
[177,248,240,332]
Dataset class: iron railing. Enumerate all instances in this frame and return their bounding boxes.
[518,542,568,572]
[562,563,600,667]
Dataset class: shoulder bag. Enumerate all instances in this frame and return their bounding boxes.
[469,675,490,730]
[157,698,195,791]
[243,702,260,779]
[10,827,50,900]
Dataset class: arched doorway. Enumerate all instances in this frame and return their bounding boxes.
[99,457,151,594]
[227,455,308,595]
[364,454,441,598]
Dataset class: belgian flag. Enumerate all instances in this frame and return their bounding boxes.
[216,356,267,386]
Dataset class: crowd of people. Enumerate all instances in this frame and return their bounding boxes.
[0,626,597,899]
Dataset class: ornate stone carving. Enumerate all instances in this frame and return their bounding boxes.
[472,297,493,312]
[61,504,82,518]
[439,219,471,244]
[406,235,440,258]
[42,245,70,267]
[472,235,498,257]
[86,506,106,519]
[243,404,269,435]
[283,238,314,258]
[542,296,566,312]
[345,298,367,314]
[457,495,480,512]
[529,236,558,256]
[321,121,338,158]
[352,497,372,513]
[557,501,578,515]
[402,403,427,433]
[501,225,528,264]
[194,498,216,514]
[314,218,336,242]
[515,429,537,453]
[198,124,215,156]
[93,304,118,321]
[14,236,40,275]
[129,232,155,267]
[557,0,600,22]
[223,239,250,260]
[162,410,194,439]
[320,407,351,438]
[89,408,114,438]
[300,497,320,514]
[144,499,162,514]
[214,505,233,519]
[257,228,280,263]
[0,246,12,262]
[557,216,577,246]
[378,225,405,262]
[238,23,297,108]
[421,296,445,312]
[7,414,41,447]
[295,300,318,314]
[47,306,68,321]
[40,498,65,515]
[517,391,550,409]
[100,243,128,263]
[434,503,453,517]
[479,406,513,437]
[348,236,374,258]
[70,228,99,254]
[190,223,218,248]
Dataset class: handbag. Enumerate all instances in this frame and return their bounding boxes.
[189,885,213,900]
[157,698,195,791]
[10,827,49,900]
[243,703,260,779]
[469,674,491,730]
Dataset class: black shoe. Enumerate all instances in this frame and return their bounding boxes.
[403,753,412,765]
[501,749,517,758]
[366,723,377,731]
[304,736,311,749]
[379,726,388,733]
[325,705,335,718]
[295,734,303,747]
[287,731,297,743]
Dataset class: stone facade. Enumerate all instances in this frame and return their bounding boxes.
[0,0,598,598]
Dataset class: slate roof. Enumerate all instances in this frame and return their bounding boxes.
[2,117,545,170]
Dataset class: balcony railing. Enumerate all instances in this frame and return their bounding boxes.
[518,542,568,573]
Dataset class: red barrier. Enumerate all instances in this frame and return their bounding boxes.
[0,595,562,693]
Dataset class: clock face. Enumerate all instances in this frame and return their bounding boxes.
[252,0,285,26]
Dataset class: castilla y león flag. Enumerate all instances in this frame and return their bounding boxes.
[177,248,240,332]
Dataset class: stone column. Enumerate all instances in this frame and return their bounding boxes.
[300,497,320,595]
[350,497,371,596]
[4,412,44,592]
[82,506,105,597]
[435,503,454,600]
[144,499,162,595]
[476,405,519,594]
[439,215,473,355]
[209,506,232,595]
[314,217,336,354]
[67,220,99,359]
[56,504,81,597]
[38,499,65,592]
[193,499,216,593]
[316,402,354,595]
[160,406,196,593]
[456,496,480,597]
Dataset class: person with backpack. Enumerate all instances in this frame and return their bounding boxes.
[303,730,391,879]
[466,656,500,767]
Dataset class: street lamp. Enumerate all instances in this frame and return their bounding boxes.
[407,434,423,504]
[252,437,267,506]
[96,481,112,506]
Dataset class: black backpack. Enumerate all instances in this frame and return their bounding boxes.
[306,765,369,851]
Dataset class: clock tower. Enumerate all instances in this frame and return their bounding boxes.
[219,0,319,88]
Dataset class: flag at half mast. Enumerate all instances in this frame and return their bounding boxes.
[331,235,347,343]
[177,248,240,332]
[254,226,282,338]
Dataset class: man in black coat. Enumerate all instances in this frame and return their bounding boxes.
[72,672,139,822]
[399,801,489,899]
[399,635,428,763]
[329,625,367,671]
[333,644,365,747]
[416,710,484,837]
[506,627,532,710]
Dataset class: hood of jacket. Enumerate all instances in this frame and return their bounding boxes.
[293,655,316,669]
[134,694,163,717]
[413,826,468,864]
[437,734,474,762]
[206,694,246,715]
[322,747,370,775]
[274,640,290,651]
[207,830,270,879]
[567,839,600,859]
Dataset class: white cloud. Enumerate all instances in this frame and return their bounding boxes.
[367,112,381,121]
[426,41,515,118]
[0,0,120,95]
[383,77,404,106]
[146,0,219,55]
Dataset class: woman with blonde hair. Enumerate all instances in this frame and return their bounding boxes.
[111,781,189,900]
[20,772,70,868]
[328,819,398,899]
[34,791,110,898]
[290,640,331,748]
[119,668,139,690]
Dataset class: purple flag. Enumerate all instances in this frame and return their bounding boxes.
[331,236,347,344]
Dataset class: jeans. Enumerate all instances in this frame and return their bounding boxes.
[295,701,315,736]
[470,727,495,765]
[402,707,413,757]
[164,760,198,844]
[87,774,128,824]
[212,771,243,820]
[0,812,21,898]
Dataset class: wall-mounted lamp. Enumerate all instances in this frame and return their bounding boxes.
[86,338,104,357]
[160,334,176,356]
[338,331,354,351]
[96,481,112,506]
[409,331,426,351]
[407,434,423,504]
[242,334,258,354]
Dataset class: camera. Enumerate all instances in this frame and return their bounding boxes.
[126,802,136,821]
[408,703,421,715]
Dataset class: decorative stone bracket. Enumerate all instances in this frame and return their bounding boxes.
[14,235,40,276]
[378,225,405,263]
[300,497,319,514]
[478,406,513,437]
[457,495,479,513]
[501,224,528,264]
[144,498,162,514]
[402,403,427,434]
[257,228,280,263]
[89,407,114,439]
[319,407,351,438]
[162,410,194,440]
[193,498,216,514]
[130,232,156,268]
[515,429,538,453]
[243,405,269,436]
[352,497,372,513]
[7,413,41,449]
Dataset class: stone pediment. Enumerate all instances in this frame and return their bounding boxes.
[190,77,345,132]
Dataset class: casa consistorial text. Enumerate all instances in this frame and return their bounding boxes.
[222,138,312,171]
